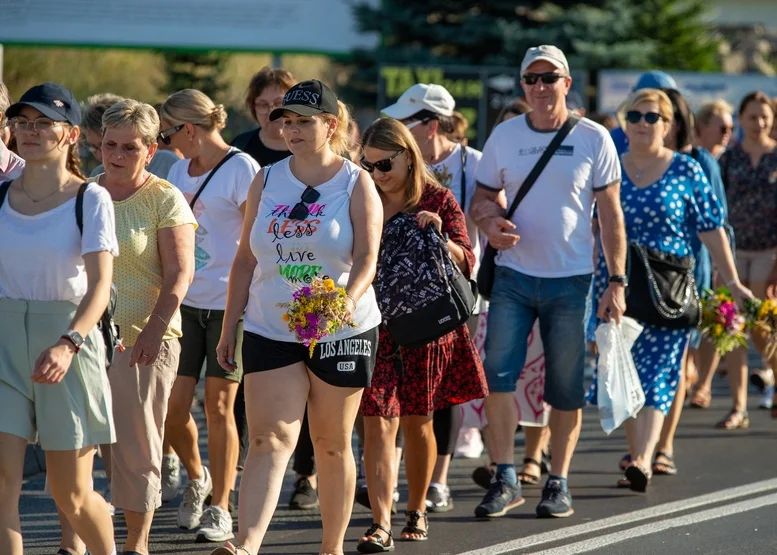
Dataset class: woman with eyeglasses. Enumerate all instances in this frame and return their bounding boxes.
[0,83,118,555]
[714,91,777,426]
[0,82,24,181]
[587,88,749,492]
[209,80,382,555]
[356,117,487,552]
[159,89,259,544]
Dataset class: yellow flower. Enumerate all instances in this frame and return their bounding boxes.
[323,279,335,291]
[282,313,291,323]
[712,324,724,337]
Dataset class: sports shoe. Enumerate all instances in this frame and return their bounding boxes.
[759,384,775,410]
[536,479,574,518]
[288,477,319,510]
[178,467,213,530]
[355,482,399,514]
[196,505,235,543]
[425,484,453,513]
[161,454,181,503]
[454,426,484,459]
[474,478,524,518]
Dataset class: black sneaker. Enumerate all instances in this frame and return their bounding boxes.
[474,478,524,518]
[536,479,574,518]
[288,477,319,510]
[425,484,453,513]
[355,482,398,514]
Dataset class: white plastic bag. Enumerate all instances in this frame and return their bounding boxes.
[595,317,645,435]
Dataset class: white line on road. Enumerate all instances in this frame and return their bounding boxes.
[458,478,777,555]
[527,492,777,555]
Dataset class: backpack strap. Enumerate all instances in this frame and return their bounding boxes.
[75,182,89,235]
[459,145,468,213]
[0,180,11,209]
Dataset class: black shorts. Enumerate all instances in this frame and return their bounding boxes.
[242,326,379,388]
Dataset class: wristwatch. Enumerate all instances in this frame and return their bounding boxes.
[60,330,84,352]
[609,275,629,287]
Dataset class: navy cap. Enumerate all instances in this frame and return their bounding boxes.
[6,82,81,126]
[633,71,677,92]
[269,80,339,122]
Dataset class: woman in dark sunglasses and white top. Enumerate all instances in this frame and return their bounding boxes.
[210,80,382,555]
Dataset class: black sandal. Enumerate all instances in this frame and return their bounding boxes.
[652,451,678,476]
[400,510,428,542]
[518,457,541,485]
[357,523,394,553]
[619,454,632,471]
[625,462,651,493]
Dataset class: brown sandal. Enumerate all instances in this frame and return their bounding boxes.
[689,387,711,409]
[715,409,750,430]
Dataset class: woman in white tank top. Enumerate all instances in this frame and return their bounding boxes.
[211,81,383,555]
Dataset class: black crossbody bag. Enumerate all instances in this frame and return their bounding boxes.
[477,115,580,299]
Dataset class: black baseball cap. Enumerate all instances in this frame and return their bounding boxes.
[6,82,81,126]
[269,79,339,122]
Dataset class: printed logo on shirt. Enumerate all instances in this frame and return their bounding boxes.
[319,338,374,360]
[518,145,574,157]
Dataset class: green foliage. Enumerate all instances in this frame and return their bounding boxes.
[160,51,230,100]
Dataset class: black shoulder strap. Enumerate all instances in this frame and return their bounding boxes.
[504,115,580,221]
[189,150,239,209]
[459,145,468,213]
[75,182,89,235]
[0,180,10,208]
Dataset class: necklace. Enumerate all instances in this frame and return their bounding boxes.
[21,174,70,203]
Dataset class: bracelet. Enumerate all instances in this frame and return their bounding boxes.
[725,278,741,288]
[346,294,356,306]
[151,313,168,326]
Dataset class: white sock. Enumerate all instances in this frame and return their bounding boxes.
[429,481,446,491]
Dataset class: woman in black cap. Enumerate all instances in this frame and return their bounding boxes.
[0,83,118,555]
[210,80,383,555]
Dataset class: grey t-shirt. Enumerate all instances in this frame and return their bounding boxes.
[90,149,180,180]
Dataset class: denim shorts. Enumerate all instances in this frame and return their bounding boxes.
[484,265,591,410]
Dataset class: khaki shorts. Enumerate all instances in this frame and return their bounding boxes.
[0,298,114,451]
[736,249,777,299]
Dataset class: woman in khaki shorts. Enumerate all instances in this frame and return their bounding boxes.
[92,99,197,554]
[161,89,259,543]
[0,83,118,555]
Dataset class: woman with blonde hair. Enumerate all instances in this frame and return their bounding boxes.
[356,117,487,552]
[694,99,734,159]
[587,89,749,492]
[160,88,259,543]
[210,80,383,555]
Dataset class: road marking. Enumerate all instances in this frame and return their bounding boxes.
[458,478,777,555]
[528,492,777,554]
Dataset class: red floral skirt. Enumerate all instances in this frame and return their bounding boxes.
[360,324,488,418]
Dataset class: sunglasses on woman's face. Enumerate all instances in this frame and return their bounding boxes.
[626,111,664,125]
[522,72,566,85]
[157,124,184,145]
[360,149,403,173]
[288,186,321,221]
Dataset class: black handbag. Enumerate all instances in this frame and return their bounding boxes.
[624,242,701,329]
[477,115,580,299]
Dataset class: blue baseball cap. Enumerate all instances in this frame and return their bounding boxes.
[6,82,81,126]
[633,71,677,92]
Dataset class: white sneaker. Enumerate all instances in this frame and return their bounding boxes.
[177,466,213,530]
[196,505,234,543]
[760,384,775,409]
[454,426,484,459]
[162,454,182,502]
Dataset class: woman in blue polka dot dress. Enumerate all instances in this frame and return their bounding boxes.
[587,89,751,492]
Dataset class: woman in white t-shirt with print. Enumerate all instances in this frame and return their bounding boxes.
[381,83,483,513]
[160,88,260,543]
[0,83,118,555]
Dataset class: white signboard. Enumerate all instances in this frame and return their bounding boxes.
[0,0,378,56]
[598,70,777,113]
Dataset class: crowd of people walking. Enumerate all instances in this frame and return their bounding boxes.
[1,42,776,555]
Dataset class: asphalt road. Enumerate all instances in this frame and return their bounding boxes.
[19,374,777,555]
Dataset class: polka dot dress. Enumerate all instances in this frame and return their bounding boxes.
[587,153,725,415]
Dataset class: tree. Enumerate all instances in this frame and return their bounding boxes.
[160,51,230,100]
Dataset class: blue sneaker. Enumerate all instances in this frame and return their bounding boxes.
[536,479,574,518]
[474,478,524,518]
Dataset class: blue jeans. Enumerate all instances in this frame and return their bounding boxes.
[485,266,591,410]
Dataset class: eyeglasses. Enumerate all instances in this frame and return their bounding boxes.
[721,125,733,134]
[158,124,184,145]
[288,186,321,221]
[625,111,665,125]
[522,73,567,85]
[360,150,404,173]
[9,117,62,133]
[254,100,284,115]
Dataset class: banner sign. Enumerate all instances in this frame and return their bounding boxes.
[378,65,588,149]
[0,0,378,56]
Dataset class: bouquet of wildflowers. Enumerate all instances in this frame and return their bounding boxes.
[744,297,777,359]
[278,277,355,356]
[700,287,748,355]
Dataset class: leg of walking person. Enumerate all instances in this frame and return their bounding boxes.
[630,407,665,473]
[289,407,319,509]
[234,378,249,469]
[654,350,689,475]
[399,414,436,541]
[427,405,460,512]
[519,425,550,485]
[690,340,719,409]
[307,371,363,555]
[358,416,399,550]
[161,437,181,503]
[0,433,27,555]
[47,447,115,555]
[231,364,308,554]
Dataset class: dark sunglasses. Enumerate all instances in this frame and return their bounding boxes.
[625,111,664,125]
[522,72,566,85]
[157,124,184,145]
[360,149,403,173]
[288,186,321,221]
[721,125,733,134]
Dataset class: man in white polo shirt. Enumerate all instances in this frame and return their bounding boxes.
[470,45,627,519]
